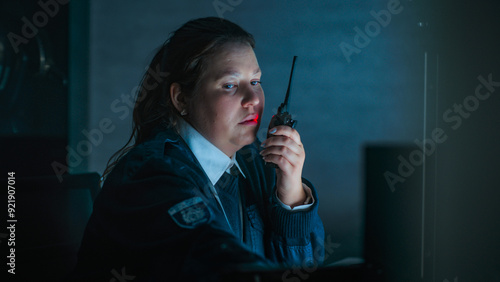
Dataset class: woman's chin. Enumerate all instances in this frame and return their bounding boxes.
[232,134,257,149]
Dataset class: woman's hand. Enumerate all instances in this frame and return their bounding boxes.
[260,126,306,208]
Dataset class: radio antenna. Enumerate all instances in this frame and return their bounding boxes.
[281,56,297,113]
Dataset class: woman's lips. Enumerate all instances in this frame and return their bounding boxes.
[239,114,259,125]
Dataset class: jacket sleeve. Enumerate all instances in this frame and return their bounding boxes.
[238,141,325,269]
[266,177,326,268]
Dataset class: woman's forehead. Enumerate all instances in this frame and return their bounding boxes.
[205,43,260,78]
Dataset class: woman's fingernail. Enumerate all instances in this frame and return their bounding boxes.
[261,142,266,147]
[269,128,277,134]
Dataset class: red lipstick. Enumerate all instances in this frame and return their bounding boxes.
[240,114,259,125]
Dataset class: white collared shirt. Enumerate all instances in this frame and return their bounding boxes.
[175,118,313,210]
[175,118,245,186]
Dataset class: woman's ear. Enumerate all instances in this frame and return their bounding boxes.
[170,82,187,115]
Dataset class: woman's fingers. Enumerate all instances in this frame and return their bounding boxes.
[260,125,305,174]
[267,126,302,145]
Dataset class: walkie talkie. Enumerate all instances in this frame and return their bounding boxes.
[266,56,298,167]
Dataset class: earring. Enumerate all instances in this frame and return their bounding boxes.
[181,109,187,116]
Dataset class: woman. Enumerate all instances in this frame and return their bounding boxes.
[73,17,324,281]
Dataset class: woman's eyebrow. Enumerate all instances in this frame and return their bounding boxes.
[215,67,261,80]
[216,69,240,79]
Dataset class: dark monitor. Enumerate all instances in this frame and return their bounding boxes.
[364,144,425,281]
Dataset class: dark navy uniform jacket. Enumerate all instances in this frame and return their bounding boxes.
[72,126,325,281]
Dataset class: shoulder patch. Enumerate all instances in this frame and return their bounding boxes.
[168,197,212,229]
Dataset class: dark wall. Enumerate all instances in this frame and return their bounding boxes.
[431,0,500,280]
[364,1,500,280]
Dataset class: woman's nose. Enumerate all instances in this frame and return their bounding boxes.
[241,85,261,107]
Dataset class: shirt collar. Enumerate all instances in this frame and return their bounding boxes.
[174,118,246,186]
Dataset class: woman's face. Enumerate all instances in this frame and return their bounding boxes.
[186,42,264,157]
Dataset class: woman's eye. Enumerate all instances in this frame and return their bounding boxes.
[250,81,261,86]
[223,83,235,89]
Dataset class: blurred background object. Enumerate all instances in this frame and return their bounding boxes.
[0,0,69,176]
